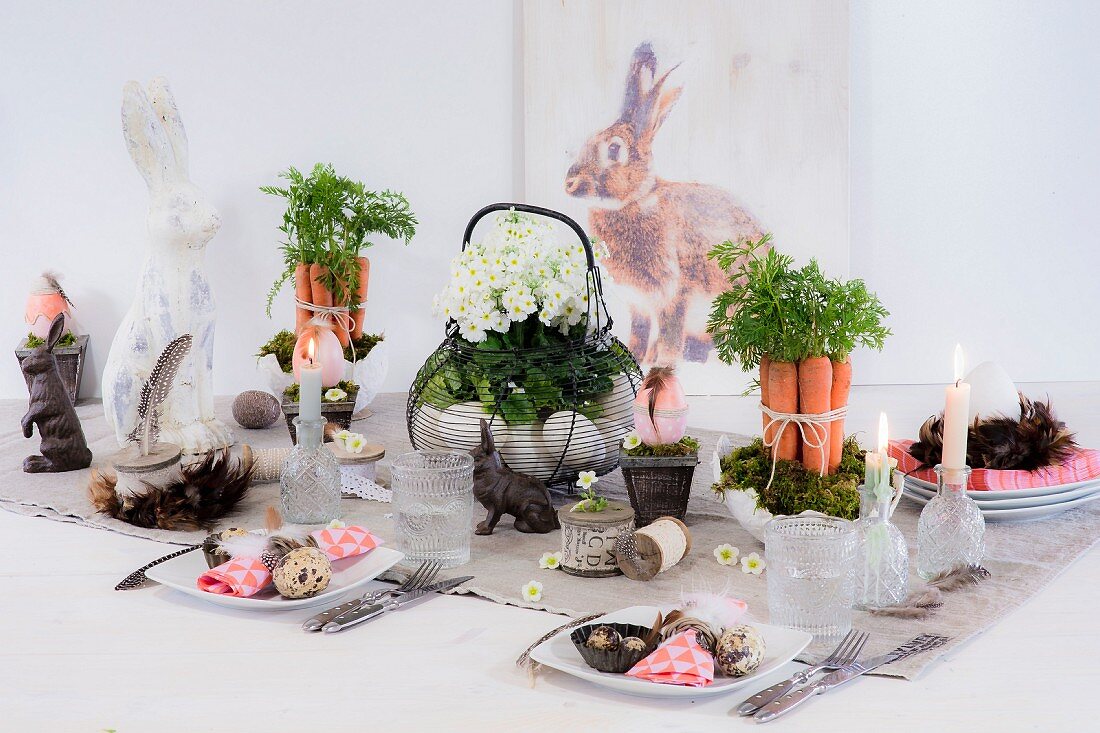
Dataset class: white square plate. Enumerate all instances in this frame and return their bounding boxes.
[528,605,812,699]
[145,546,404,611]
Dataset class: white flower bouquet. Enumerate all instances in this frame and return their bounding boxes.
[408,205,641,484]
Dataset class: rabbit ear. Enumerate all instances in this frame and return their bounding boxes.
[147,77,189,178]
[620,43,659,123]
[479,419,496,453]
[45,313,65,352]
[121,80,177,192]
[643,84,682,140]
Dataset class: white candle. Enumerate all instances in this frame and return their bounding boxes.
[865,412,891,496]
[942,344,971,471]
[299,337,323,424]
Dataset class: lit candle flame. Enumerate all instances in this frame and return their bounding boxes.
[877,412,889,454]
[953,343,965,383]
[307,337,316,365]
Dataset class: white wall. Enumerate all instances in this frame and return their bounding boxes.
[2,0,1097,402]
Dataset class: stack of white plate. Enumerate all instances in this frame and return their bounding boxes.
[902,475,1100,522]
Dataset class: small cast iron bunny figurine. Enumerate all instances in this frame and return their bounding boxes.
[21,313,93,473]
[470,419,559,535]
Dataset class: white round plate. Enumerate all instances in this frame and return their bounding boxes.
[902,489,1100,522]
[528,605,812,699]
[904,473,1100,499]
[904,479,1100,509]
[145,546,404,610]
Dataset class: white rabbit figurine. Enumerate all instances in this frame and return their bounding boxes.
[102,77,232,454]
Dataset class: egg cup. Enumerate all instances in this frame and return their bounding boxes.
[570,623,658,674]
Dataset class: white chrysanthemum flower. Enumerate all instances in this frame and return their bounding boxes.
[461,320,487,343]
[345,433,367,454]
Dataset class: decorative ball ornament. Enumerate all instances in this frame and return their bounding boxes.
[633,367,688,445]
[292,323,344,387]
[232,390,281,429]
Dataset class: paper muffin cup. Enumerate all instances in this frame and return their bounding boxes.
[570,623,658,674]
[201,533,230,569]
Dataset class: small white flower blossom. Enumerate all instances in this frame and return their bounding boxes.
[345,434,367,454]
[334,429,352,447]
[741,552,765,575]
[714,544,740,566]
[327,519,347,529]
[622,431,642,450]
[576,471,598,490]
[538,552,562,570]
[324,388,347,402]
[522,580,544,602]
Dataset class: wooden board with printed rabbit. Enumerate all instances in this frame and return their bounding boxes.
[523,0,849,391]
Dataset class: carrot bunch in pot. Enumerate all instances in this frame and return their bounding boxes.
[707,234,890,475]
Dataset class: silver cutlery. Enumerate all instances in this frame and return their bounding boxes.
[322,575,473,633]
[302,560,442,632]
[115,544,201,591]
[755,634,950,723]
[736,629,869,716]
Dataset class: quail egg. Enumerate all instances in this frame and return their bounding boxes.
[272,546,332,599]
[585,625,622,651]
[714,624,766,677]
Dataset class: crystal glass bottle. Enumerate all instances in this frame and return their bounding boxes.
[854,484,909,608]
[280,416,341,524]
[916,465,985,580]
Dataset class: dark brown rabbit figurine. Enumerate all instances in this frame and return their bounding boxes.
[470,419,559,535]
[21,313,93,472]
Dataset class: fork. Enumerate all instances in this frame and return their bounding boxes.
[736,629,869,716]
[301,561,441,632]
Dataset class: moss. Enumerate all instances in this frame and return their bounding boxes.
[283,380,358,403]
[25,331,76,349]
[711,437,864,520]
[258,330,383,373]
[624,436,700,457]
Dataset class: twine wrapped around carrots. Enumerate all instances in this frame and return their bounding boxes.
[759,402,849,490]
[295,297,367,362]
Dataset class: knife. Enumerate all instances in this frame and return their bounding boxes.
[754,634,948,723]
[302,588,396,632]
[322,576,472,633]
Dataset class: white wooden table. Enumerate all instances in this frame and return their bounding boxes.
[3,384,1099,731]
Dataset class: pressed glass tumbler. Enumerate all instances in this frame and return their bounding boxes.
[765,515,857,644]
[390,450,475,568]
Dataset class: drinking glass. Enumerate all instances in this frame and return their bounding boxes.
[765,515,857,644]
[390,450,475,568]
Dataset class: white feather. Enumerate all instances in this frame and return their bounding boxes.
[680,588,749,633]
[217,532,269,559]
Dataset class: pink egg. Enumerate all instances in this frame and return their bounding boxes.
[633,367,688,445]
[292,325,345,387]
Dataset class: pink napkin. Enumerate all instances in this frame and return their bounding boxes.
[626,629,714,687]
[890,440,1100,491]
[197,525,382,597]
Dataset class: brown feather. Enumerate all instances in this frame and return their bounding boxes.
[868,587,944,620]
[927,564,991,591]
[641,365,676,426]
[86,450,252,531]
[908,396,1076,470]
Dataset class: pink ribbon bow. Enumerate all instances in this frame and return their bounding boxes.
[626,629,715,687]
[197,525,382,597]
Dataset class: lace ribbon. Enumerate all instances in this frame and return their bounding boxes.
[759,402,849,490]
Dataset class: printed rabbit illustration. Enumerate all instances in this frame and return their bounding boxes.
[566,42,765,366]
[21,314,93,473]
[470,420,559,535]
[102,77,232,454]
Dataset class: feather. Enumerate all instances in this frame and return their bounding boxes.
[87,449,252,531]
[218,532,269,559]
[908,396,1076,471]
[641,366,676,426]
[265,506,283,532]
[868,587,944,620]
[679,590,749,631]
[927,564,991,591]
[125,334,193,455]
[41,270,74,307]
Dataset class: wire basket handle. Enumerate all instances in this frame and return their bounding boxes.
[461,202,596,271]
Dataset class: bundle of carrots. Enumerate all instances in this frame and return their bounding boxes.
[706,234,890,475]
[292,258,371,345]
[261,163,417,348]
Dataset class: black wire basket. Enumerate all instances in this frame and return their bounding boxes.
[406,203,642,488]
